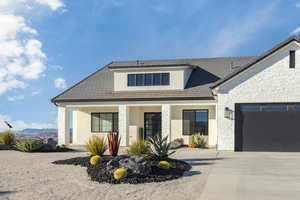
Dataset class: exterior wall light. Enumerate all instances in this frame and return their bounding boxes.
[224,107,231,119]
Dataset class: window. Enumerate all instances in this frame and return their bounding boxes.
[263,104,288,111]
[183,110,208,136]
[91,113,118,132]
[161,73,170,85]
[136,74,144,86]
[145,73,153,86]
[128,74,136,86]
[240,104,261,112]
[290,50,295,68]
[127,73,170,86]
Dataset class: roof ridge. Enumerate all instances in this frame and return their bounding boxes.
[111,56,258,64]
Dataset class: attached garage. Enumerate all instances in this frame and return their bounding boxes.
[235,103,300,152]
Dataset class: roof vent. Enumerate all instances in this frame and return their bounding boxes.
[136,60,144,65]
[230,61,240,71]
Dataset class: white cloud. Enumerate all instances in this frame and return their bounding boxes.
[35,0,64,11]
[7,95,24,102]
[50,65,63,70]
[31,89,40,96]
[207,1,278,57]
[0,114,56,131]
[0,0,63,96]
[296,1,300,8]
[291,27,300,35]
[54,77,66,89]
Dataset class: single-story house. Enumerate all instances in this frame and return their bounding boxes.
[52,35,300,152]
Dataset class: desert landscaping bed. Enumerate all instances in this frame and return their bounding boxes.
[53,155,191,184]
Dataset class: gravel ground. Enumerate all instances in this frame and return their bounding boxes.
[0,148,217,200]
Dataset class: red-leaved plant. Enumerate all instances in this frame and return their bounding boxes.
[107,131,121,157]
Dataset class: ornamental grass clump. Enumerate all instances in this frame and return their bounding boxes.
[189,134,207,148]
[157,161,170,169]
[113,168,127,180]
[86,136,107,156]
[107,131,121,157]
[90,155,101,165]
[1,131,15,146]
[127,140,151,157]
[148,135,175,158]
[15,139,43,152]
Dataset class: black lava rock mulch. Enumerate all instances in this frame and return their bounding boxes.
[52,156,191,184]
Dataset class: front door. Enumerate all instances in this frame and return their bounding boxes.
[144,112,161,139]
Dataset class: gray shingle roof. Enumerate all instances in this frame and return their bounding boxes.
[52,56,257,103]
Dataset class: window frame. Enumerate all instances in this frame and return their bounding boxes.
[182,109,209,136]
[127,74,136,86]
[127,73,170,86]
[91,112,118,133]
[290,50,296,69]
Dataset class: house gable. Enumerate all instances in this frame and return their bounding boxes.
[216,40,300,101]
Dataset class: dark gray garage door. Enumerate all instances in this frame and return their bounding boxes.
[235,103,300,152]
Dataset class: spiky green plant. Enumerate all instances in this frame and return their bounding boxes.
[107,131,121,157]
[85,136,107,156]
[0,131,15,146]
[15,139,43,152]
[189,134,207,148]
[148,135,175,158]
[127,140,151,157]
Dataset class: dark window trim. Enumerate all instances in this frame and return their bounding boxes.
[290,50,296,68]
[91,112,118,133]
[182,109,209,136]
[127,73,170,86]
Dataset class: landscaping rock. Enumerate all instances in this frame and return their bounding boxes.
[39,138,57,152]
[169,141,182,149]
[53,156,192,184]
[106,155,151,175]
[46,138,57,149]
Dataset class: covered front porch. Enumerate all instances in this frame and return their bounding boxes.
[57,101,217,147]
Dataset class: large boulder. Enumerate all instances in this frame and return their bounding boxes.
[39,138,57,152]
[106,155,151,176]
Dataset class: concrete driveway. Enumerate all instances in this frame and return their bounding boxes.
[200,152,300,200]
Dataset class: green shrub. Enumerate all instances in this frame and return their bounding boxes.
[127,140,151,157]
[15,139,43,152]
[86,136,107,156]
[189,134,207,148]
[0,131,15,146]
[148,135,175,158]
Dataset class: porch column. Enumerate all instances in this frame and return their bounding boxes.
[162,104,171,141]
[119,105,129,146]
[72,110,78,144]
[57,106,70,145]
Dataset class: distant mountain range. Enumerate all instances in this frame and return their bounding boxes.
[17,128,57,135]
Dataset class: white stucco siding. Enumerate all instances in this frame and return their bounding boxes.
[217,41,300,150]
[73,107,118,145]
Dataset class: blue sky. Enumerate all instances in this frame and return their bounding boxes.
[1,0,300,131]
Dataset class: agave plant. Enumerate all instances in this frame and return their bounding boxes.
[148,135,175,158]
[107,131,121,157]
